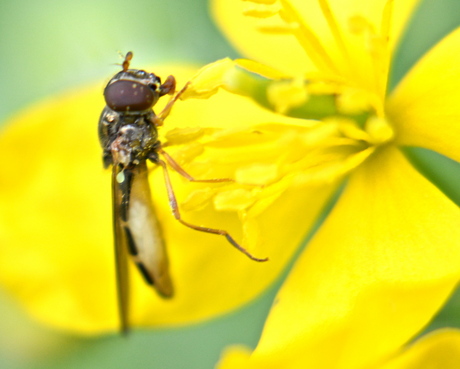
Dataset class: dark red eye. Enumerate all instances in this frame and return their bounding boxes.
[104,80,155,112]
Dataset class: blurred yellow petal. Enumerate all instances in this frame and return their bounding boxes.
[224,147,460,369]
[266,78,309,114]
[217,345,253,369]
[212,0,314,76]
[0,86,115,332]
[381,329,460,369]
[387,27,460,163]
[212,0,420,94]
[0,65,336,333]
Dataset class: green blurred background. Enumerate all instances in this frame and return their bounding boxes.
[1,0,460,368]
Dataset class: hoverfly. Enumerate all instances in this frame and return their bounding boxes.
[98,52,268,333]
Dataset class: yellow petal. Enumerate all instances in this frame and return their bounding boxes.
[181,58,235,99]
[164,127,205,145]
[182,58,284,101]
[211,0,315,76]
[235,58,286,79]
[0,65,334,333]
[212,0,421,94]
[0,86,116,332]
[214,188,255,211]
[217,345,253,369]
[235,163,279,185]
[380,329,460,369]
[387,27,460,163]
[228,147,460,368]
[266,78,309,114]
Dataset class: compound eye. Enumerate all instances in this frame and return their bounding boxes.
[104,80,155,112]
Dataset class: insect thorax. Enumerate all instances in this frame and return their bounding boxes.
[99,107,159,168]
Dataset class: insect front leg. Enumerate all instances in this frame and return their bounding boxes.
[157,159,268,262]
[159,75,176,97]
[152,81,191,127]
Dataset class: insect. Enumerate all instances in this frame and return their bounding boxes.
[98,52,268,333]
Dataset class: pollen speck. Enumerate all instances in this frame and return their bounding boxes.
[116,171,125,184]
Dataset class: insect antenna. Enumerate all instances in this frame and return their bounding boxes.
[113,51,134,71]
[122,51,133,72]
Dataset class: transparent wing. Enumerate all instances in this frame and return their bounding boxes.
[112,160,173,333]
[126,162,173,298]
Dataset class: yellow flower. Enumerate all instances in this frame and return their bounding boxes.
[181,0,460,367]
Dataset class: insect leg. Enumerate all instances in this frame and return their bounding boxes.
[159,75,176,97]
[158,149,234,183]
[157,159,268,262]
[152,82,191,127]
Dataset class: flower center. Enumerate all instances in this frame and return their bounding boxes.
[166,114,394,213]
